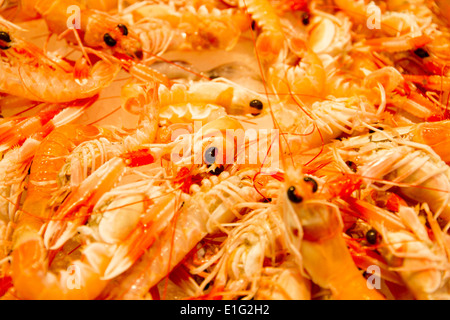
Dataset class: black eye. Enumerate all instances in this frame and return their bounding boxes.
[345,161,357,173]
[0,31,11,43]
[117,24,128,36]
[0,31,11,50]
[287,186,303,203]
[250,99,263,116]
[209,165,224,175]
[204,146,218,165]
[303,177,318,193]
[104,33,117,47]
[250,99,263,110]
[413,48,429,58]
[366,229,378,245]
[301,12,310,26]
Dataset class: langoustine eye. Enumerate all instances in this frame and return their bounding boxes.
[117,24,128,36]
[303,177,318,193]
[249,99,263,116]
[287,186,303,203]
[0,31,11,50]
[366,229,379,245]
[103,33,117,47]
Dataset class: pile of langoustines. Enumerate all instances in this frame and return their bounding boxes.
[0,0,449,300]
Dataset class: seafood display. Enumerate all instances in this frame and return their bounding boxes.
[0,0,449,300]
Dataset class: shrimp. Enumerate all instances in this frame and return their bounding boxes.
[93,115,268,299]
[0,102,93,225]
[130,4,249,57]
[41,166,178,285]
[86,172,185,280]
[164,115,248,175]
[193,206,286,300]
[157,79,270,126]
[18,124,115,220]
[20,0,142,59]
[0,98,97,153]
[10,144,158,299]
[268,44,326,105]
[333,129,450,230]
[0,109,59,153]
[254,6,336,104]
[332,0,370,25]
[274,96,379,154]
[9,124,115,299]
[306,10,352,58]
[59,79,162,190]
[40,79,164,251]
[8,77,162,300]
[279,164,385,299]
[98,168,262,300]
[38,114,243,269]
[344,197,449,299]
[239,0,286,65]
[0,16,121,103]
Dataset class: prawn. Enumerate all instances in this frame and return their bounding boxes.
[255,7,329,105]
[11,144,158,299]
[9,124,115,299]
[0,98,96,153]
[240,0,287,66]
[344,197,449,299]
[332,129,450,230]
[129,3,249,58]
[268,42,326,105]
[360,34,432,53]
[9,75,164,299]
[40,77,165,250]
[157,79,270,125]
[0,100,94,224]
[98,168,262,300]
[274,96,379,154]
[86,171,185,280]
[94,115,269,299]
[0,108,61,153]
[39,65,165,192]
[279,164,385,299]
[38,114,243,263]
[0,16,121,103]
[193,206,286,300]
[20,0,142,59]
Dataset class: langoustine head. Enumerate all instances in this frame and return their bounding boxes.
[82,12,143,60]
